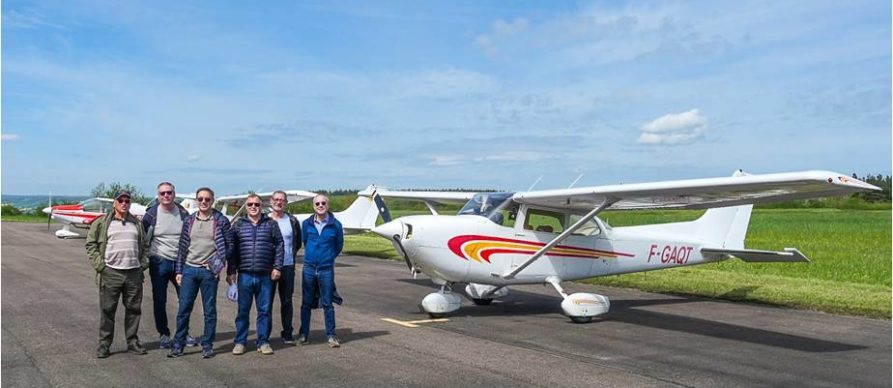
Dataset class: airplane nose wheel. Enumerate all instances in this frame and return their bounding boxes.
[420,283,461,318]
[569,316,593,324]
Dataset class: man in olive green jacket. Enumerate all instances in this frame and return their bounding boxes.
[85,191,150,358]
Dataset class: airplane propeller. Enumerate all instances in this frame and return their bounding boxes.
[46,193,53,230]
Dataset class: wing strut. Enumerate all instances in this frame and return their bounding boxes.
[501,200,614,279]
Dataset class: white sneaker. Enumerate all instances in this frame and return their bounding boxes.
[258,343,274,355]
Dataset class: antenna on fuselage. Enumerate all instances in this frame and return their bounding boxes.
[568,173,584,189]
[526,176,543,191]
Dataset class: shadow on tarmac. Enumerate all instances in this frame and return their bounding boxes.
[395,278,865,353]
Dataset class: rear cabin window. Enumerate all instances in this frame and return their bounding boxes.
[569,214,601,236]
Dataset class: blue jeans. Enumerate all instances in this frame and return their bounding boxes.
[300,265,336,338]
[270,265,296,339]
[149,255,179,336]
[173,266,218,349]
[235,272,274,346]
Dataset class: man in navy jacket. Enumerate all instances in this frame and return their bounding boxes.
[299,194,344,348]
[227,194,284,355]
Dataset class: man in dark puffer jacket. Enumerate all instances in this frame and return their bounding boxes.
[227,194,284,355]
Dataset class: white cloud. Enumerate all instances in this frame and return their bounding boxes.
[398,69,498,99]
[1,134,23,142]
[430,155,467,166]
[474,18,529,54]
[637,109,707,145]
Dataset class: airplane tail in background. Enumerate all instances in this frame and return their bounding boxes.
[334,185,387,233]
[693,170,753,249]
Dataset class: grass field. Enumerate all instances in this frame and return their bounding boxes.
[344,208,891,319]
[1,214,52,223]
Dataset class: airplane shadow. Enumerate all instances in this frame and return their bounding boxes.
[394,280,865,353]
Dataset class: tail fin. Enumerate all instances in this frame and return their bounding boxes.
[694,170,753,249]
[334,185,385,232]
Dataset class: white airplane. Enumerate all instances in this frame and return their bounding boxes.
[371,170,881,323]
[43,198,147,238]
[209,185,383,234]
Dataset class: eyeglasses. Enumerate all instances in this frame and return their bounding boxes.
[314,201,327,206]
[158,191,173,196]
[197,197,213,203]
[117,198,131,204]
[246,202,262,208]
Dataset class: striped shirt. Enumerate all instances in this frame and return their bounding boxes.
[105,219,141,269]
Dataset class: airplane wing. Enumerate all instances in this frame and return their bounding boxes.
[216,190,318,205]
[512,170,880,211]
[375,189,477,205]
[215,190,318,219]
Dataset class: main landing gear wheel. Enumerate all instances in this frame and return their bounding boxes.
[569,316,593,324]
[471,298,493,306]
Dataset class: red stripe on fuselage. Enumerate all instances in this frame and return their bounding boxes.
[447,234,634,261]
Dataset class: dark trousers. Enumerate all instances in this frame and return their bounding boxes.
[149,255,179,336]
[173,266,218,350]
[270,265,295,338]
[98,267,143,347]
[299,265,336,338]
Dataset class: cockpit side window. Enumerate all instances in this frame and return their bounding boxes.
[523,208,564,234]
[81,199,109,213]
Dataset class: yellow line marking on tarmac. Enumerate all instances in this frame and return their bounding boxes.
[381,318,450,328]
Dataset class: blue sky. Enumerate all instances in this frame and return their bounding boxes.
[2,0,890,196]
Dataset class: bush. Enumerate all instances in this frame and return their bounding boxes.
[1,204,22,216]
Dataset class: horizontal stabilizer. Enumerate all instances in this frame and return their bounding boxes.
[701,247,810,263]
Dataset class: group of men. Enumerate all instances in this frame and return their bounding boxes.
[85,182,344,359]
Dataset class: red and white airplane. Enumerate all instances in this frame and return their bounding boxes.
[43,198,147,238]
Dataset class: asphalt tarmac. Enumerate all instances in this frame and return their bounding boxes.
[2,222,890,387]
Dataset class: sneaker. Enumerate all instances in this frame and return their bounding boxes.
[231,343,246,355]
[202,346,215,359]
[96,345,110,359]
[297,335,309,345]
[257,343,274,355]
[186,335,198,347]
[327,336,340,348]
[159,335,172,349]
[167,347,184,358]
[282,335,296,346]
[127,341,148,355]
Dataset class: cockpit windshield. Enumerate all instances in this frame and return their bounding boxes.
[81,198,113,213]
[458,192,517,226]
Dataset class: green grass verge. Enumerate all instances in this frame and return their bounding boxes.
[2,214,52,223]
[344,209,892,319]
